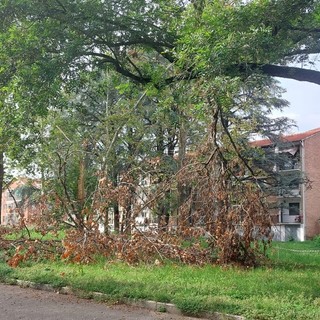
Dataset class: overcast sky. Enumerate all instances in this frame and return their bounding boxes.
[275,78,320,134]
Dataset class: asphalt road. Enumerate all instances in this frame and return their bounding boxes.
[0,284,204,320]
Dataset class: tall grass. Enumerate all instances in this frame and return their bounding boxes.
[0,240,320,320]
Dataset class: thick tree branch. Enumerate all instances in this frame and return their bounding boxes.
[290,27,320,33]
[93,38,174,50]
[240,63,320,85]
[126,56,144,79]
[84,50,320,86]
[83,51,151,84]
[261,64,320,84]
[164,63,320,88]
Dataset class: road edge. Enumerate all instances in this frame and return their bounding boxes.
[5,279,244,320]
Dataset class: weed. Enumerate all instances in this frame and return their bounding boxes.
[157,305,167,313]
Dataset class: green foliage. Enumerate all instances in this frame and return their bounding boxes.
[0,262,12,280]
[312,235,320,246]
[178,0,319,75]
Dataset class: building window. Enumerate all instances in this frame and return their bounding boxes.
[289,202,300,216]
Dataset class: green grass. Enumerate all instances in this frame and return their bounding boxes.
[0,240,320,319]
[269,240,320,269]
[4,228,65,241]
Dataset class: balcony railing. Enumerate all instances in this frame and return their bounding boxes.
[279,214,303,224]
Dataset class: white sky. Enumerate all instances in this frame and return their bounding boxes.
[277,78,320,133]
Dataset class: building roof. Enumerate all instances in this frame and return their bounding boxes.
[251,127,320,147]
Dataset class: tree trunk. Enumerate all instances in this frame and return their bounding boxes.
[113,202,120,233]
[77,158,85,208]
[177,118,192,226]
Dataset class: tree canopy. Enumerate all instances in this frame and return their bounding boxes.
[1,0,320,92]
[0,0,319,266]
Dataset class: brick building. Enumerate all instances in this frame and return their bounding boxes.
[253,127,320,241]
[1,178,41,225]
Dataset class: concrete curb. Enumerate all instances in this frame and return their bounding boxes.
[10,279,244,320]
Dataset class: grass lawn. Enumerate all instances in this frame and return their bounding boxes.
[1,240,320,320]
[4,228,65,241]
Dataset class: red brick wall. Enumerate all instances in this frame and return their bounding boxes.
[303,132,320,239]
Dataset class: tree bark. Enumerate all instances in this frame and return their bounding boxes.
[113,202,120,233]
[77,158,85,208]
[239,64,320,85]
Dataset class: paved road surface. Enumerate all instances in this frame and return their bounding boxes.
[0,284,204,320]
